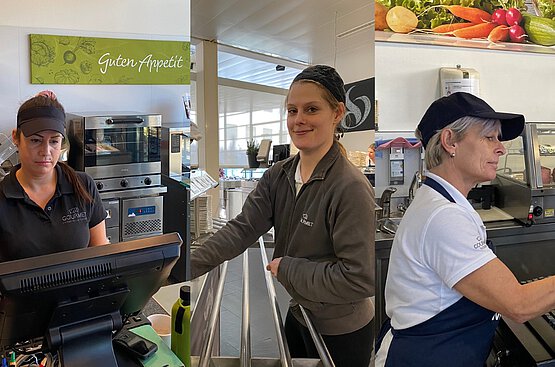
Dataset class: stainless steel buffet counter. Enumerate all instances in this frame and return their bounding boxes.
[375,220,555,366]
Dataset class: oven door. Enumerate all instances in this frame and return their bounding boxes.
[84,126,161,178]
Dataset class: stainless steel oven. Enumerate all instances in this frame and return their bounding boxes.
[67,112,166,243]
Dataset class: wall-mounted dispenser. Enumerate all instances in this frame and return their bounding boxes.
[440,65,480,97]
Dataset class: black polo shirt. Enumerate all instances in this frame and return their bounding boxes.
[0,164,107,261]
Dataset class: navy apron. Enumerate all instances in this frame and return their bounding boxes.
[380,177,499,367]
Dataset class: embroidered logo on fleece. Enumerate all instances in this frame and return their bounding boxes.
[61,206,87,224]
[299,213,313,227]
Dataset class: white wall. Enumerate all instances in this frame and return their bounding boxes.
[317,2,375,153]
[3,1,189,35]
[0,0,190,137]
[375,41,555,140]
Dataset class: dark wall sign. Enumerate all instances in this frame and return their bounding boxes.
[341,77,375,132]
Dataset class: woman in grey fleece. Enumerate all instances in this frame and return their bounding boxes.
[191,65,375,367]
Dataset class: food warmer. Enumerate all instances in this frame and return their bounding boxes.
[494,121,555,226]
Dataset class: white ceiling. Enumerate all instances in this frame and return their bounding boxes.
[191,0,373,88]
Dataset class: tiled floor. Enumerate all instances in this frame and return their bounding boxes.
[219,247,291,357]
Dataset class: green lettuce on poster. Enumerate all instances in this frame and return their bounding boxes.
[533,0,555,19]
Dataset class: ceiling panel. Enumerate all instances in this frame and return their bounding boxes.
[192,0,373,65]
[216,51,302,89]
[191,0,373,110]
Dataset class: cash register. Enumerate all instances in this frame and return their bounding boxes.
[0,233,183,367]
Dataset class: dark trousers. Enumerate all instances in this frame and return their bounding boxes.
[284,310,374,367]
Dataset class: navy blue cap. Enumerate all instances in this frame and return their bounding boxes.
[417,92,524,148]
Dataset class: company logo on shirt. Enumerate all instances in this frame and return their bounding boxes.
[492,313,501,321]
[62,206,87,224]
[300,213,313,227]
[473,235,488,250]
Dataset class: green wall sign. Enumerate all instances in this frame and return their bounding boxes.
[30,34,190,85]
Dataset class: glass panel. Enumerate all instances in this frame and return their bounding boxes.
[226,112,250,127]
[253,122,280,138]
[225,125,248,140]
[252,109,281,124]
[217,85,287,166]
[536,124,555,187]
[220,150,247,167]
[500,136,526,184]
[225,140,245,151]
[221,168,244,178]
[84,127,160,167]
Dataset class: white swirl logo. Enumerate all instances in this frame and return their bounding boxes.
[341,85,372,130]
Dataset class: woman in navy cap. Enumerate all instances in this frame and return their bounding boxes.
[191,65,375,367]
[375,92,555,366]
[0,91,107,261]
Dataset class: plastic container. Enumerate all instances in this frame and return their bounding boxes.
[0,133,16,164]
[171,285,191,367]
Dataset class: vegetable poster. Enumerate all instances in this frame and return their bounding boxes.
[375,0,555,52]
[30,34,190,85]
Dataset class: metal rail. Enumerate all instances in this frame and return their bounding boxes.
[258,237,293,367]
[299,305,335,367]
[190,268,209,321]
[258,237,335,367]
[198,260,229,367]
[194,238,335,367]
[240,250,252,367]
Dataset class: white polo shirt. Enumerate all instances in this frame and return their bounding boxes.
[384,172,496,330]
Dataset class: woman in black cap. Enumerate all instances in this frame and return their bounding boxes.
[375,92,555,366]
[0,91,107,261]
[191,65,375,366]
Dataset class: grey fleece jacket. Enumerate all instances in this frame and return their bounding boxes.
[191,141,376,335]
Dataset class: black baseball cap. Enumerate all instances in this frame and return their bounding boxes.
[417,92,524,148]
[293,65,346,104]
[17,105,66,137]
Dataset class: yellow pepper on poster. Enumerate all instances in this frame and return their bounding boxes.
[30,34,190,85]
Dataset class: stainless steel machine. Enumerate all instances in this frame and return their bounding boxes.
[160,121,191,281]
[161,121,190,179]
[494,121,555,226]
[66,112,166,243]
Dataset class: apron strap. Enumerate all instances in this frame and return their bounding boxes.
[422,176,455,203]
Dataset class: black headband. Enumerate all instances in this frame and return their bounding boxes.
[293,65,346,104]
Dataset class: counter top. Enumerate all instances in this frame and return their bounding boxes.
[151,276,206,314]
[377,219,555,250]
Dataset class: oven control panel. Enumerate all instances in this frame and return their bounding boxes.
[94,175,161,192]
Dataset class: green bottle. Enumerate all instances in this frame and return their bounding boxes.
[171,285,191,367]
